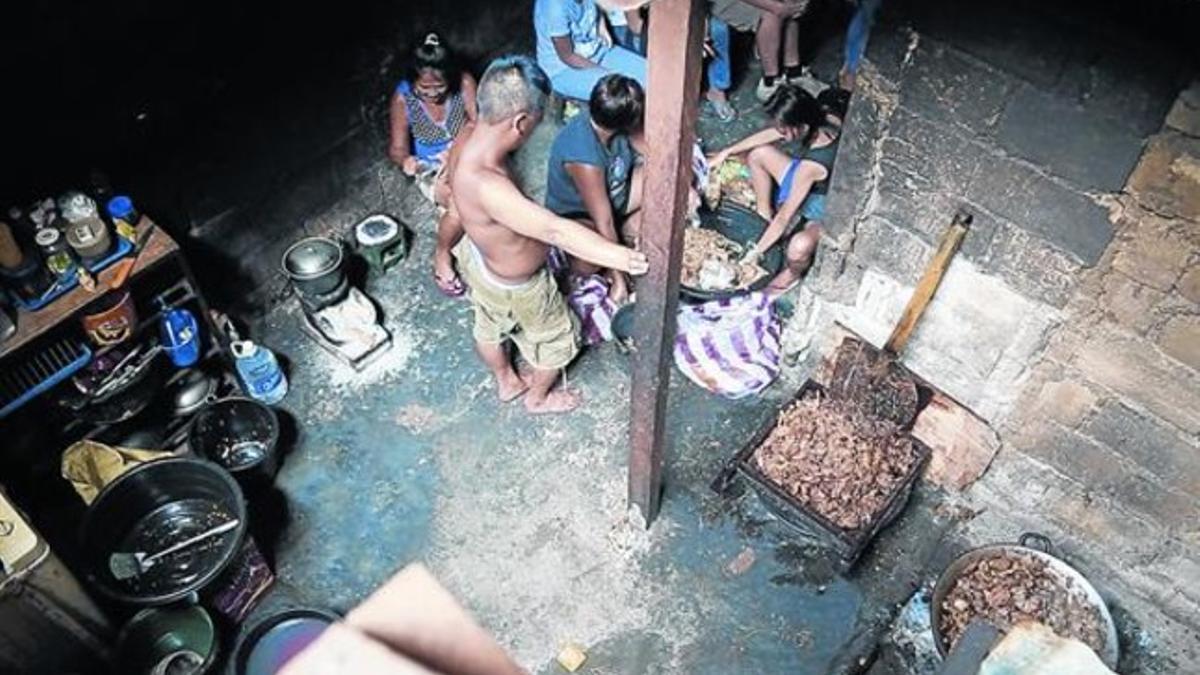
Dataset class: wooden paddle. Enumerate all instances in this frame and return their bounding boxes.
[828,209,971,426]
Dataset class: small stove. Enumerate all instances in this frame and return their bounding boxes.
[299,286,392,370]
[282,235,392,371]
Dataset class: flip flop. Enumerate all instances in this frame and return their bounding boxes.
[433,271,466,297]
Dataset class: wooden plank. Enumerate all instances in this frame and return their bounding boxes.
[0,222,178,359]
[883,210,971,355]
[628,0,705,525]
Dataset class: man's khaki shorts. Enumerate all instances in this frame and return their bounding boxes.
[455,240,580,371]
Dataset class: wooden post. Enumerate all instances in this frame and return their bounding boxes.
[628,0,705,526]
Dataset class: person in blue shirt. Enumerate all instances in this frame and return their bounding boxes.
[389,34,477,176]
[545,75,645,302]
[388,33,479,297]
[534,0,647,101]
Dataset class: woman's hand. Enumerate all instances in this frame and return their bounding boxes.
[706,149,730,168]
[401,156,420,176]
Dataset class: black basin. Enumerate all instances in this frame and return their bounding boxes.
[189,397,281,486]
[680,201,785,302]
[80,457,247,606]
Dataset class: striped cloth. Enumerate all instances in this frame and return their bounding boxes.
[673,292,782,399]
[567,274,619,346]
[547,247,618,346]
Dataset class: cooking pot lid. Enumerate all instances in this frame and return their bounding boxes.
[283,238,342,278]
[355,215,400,246]
[172,370,215,411]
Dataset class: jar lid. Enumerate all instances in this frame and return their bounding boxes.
[35,228,61,245]
[355,215,400,246]
[106,195,135,218]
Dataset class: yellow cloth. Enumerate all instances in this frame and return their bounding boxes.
[454,239,579,370]
[61,441,173,505]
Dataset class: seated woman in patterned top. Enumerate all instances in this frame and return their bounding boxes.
[389,33,478,296]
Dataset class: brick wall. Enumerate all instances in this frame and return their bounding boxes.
[784,0,1199,665]
[784,0,1188,421]
[970,91,1200,665]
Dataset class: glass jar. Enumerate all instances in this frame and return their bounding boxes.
[35,227,76,277]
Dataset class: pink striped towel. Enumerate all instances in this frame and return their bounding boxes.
[567,274,619,346]
[673,292,782,399]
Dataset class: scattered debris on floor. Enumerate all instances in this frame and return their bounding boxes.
[556,643,588,672]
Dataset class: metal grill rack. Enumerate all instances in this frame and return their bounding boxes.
[0,338,93,419]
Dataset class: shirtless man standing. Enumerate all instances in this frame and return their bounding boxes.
[451,55,649,414]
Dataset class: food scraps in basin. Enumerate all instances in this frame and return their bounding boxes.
[939,552,1107,657]
[753,391,920,531]
[681,227,767,291]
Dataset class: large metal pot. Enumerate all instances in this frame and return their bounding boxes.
[281,236,346,301]
[930,533,1119,669]
[79,457,248,606]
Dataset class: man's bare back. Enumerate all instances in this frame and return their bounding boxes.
[450,125,553,284]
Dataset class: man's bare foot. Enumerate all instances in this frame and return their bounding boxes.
[433,253,464,297]
[524,388,582,414]
[496,372,529,403]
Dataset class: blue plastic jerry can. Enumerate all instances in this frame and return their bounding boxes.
[232,340,288,405]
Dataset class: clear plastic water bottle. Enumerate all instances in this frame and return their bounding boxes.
[232,340,288,405]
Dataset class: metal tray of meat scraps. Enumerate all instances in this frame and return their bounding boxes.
[729,379,931,570]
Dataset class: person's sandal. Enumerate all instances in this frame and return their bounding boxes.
[701,99,738,123]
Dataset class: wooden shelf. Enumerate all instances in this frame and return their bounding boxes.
[0,224,179,359]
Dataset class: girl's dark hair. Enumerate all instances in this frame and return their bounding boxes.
[764,85,823,145]
[816,87,851,123]
[589,74,645,134]
[408,33,462,91]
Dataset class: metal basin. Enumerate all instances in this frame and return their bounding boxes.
[680,201,785,302]
[930,533,1119,669]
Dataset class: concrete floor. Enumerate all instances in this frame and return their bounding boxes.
[242,54,961,674]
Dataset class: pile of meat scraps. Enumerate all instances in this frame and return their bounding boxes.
[753,391,920,531]
[681,227,767,291]
[940,553,1107,657]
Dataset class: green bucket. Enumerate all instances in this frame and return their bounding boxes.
[118,605,218,675]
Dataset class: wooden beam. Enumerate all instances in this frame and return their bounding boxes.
[628,0,705,526]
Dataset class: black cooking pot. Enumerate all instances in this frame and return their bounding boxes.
[79,457,248,606]
[188,397,281,487]
[680,202,785,302]
[282,237,346,301]
[297,273,350,314]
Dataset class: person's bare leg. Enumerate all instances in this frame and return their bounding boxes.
[475,340,528,402]
[524,367,581,414]
[767,224,821,298]
[783,18,802,71]
[746,145,793,222]
[756,14,783,79]
[434,206,465,292]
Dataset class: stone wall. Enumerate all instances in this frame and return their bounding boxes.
[785,0,1189,422]
[787,1,1199,665]
[967,90,1200,665]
